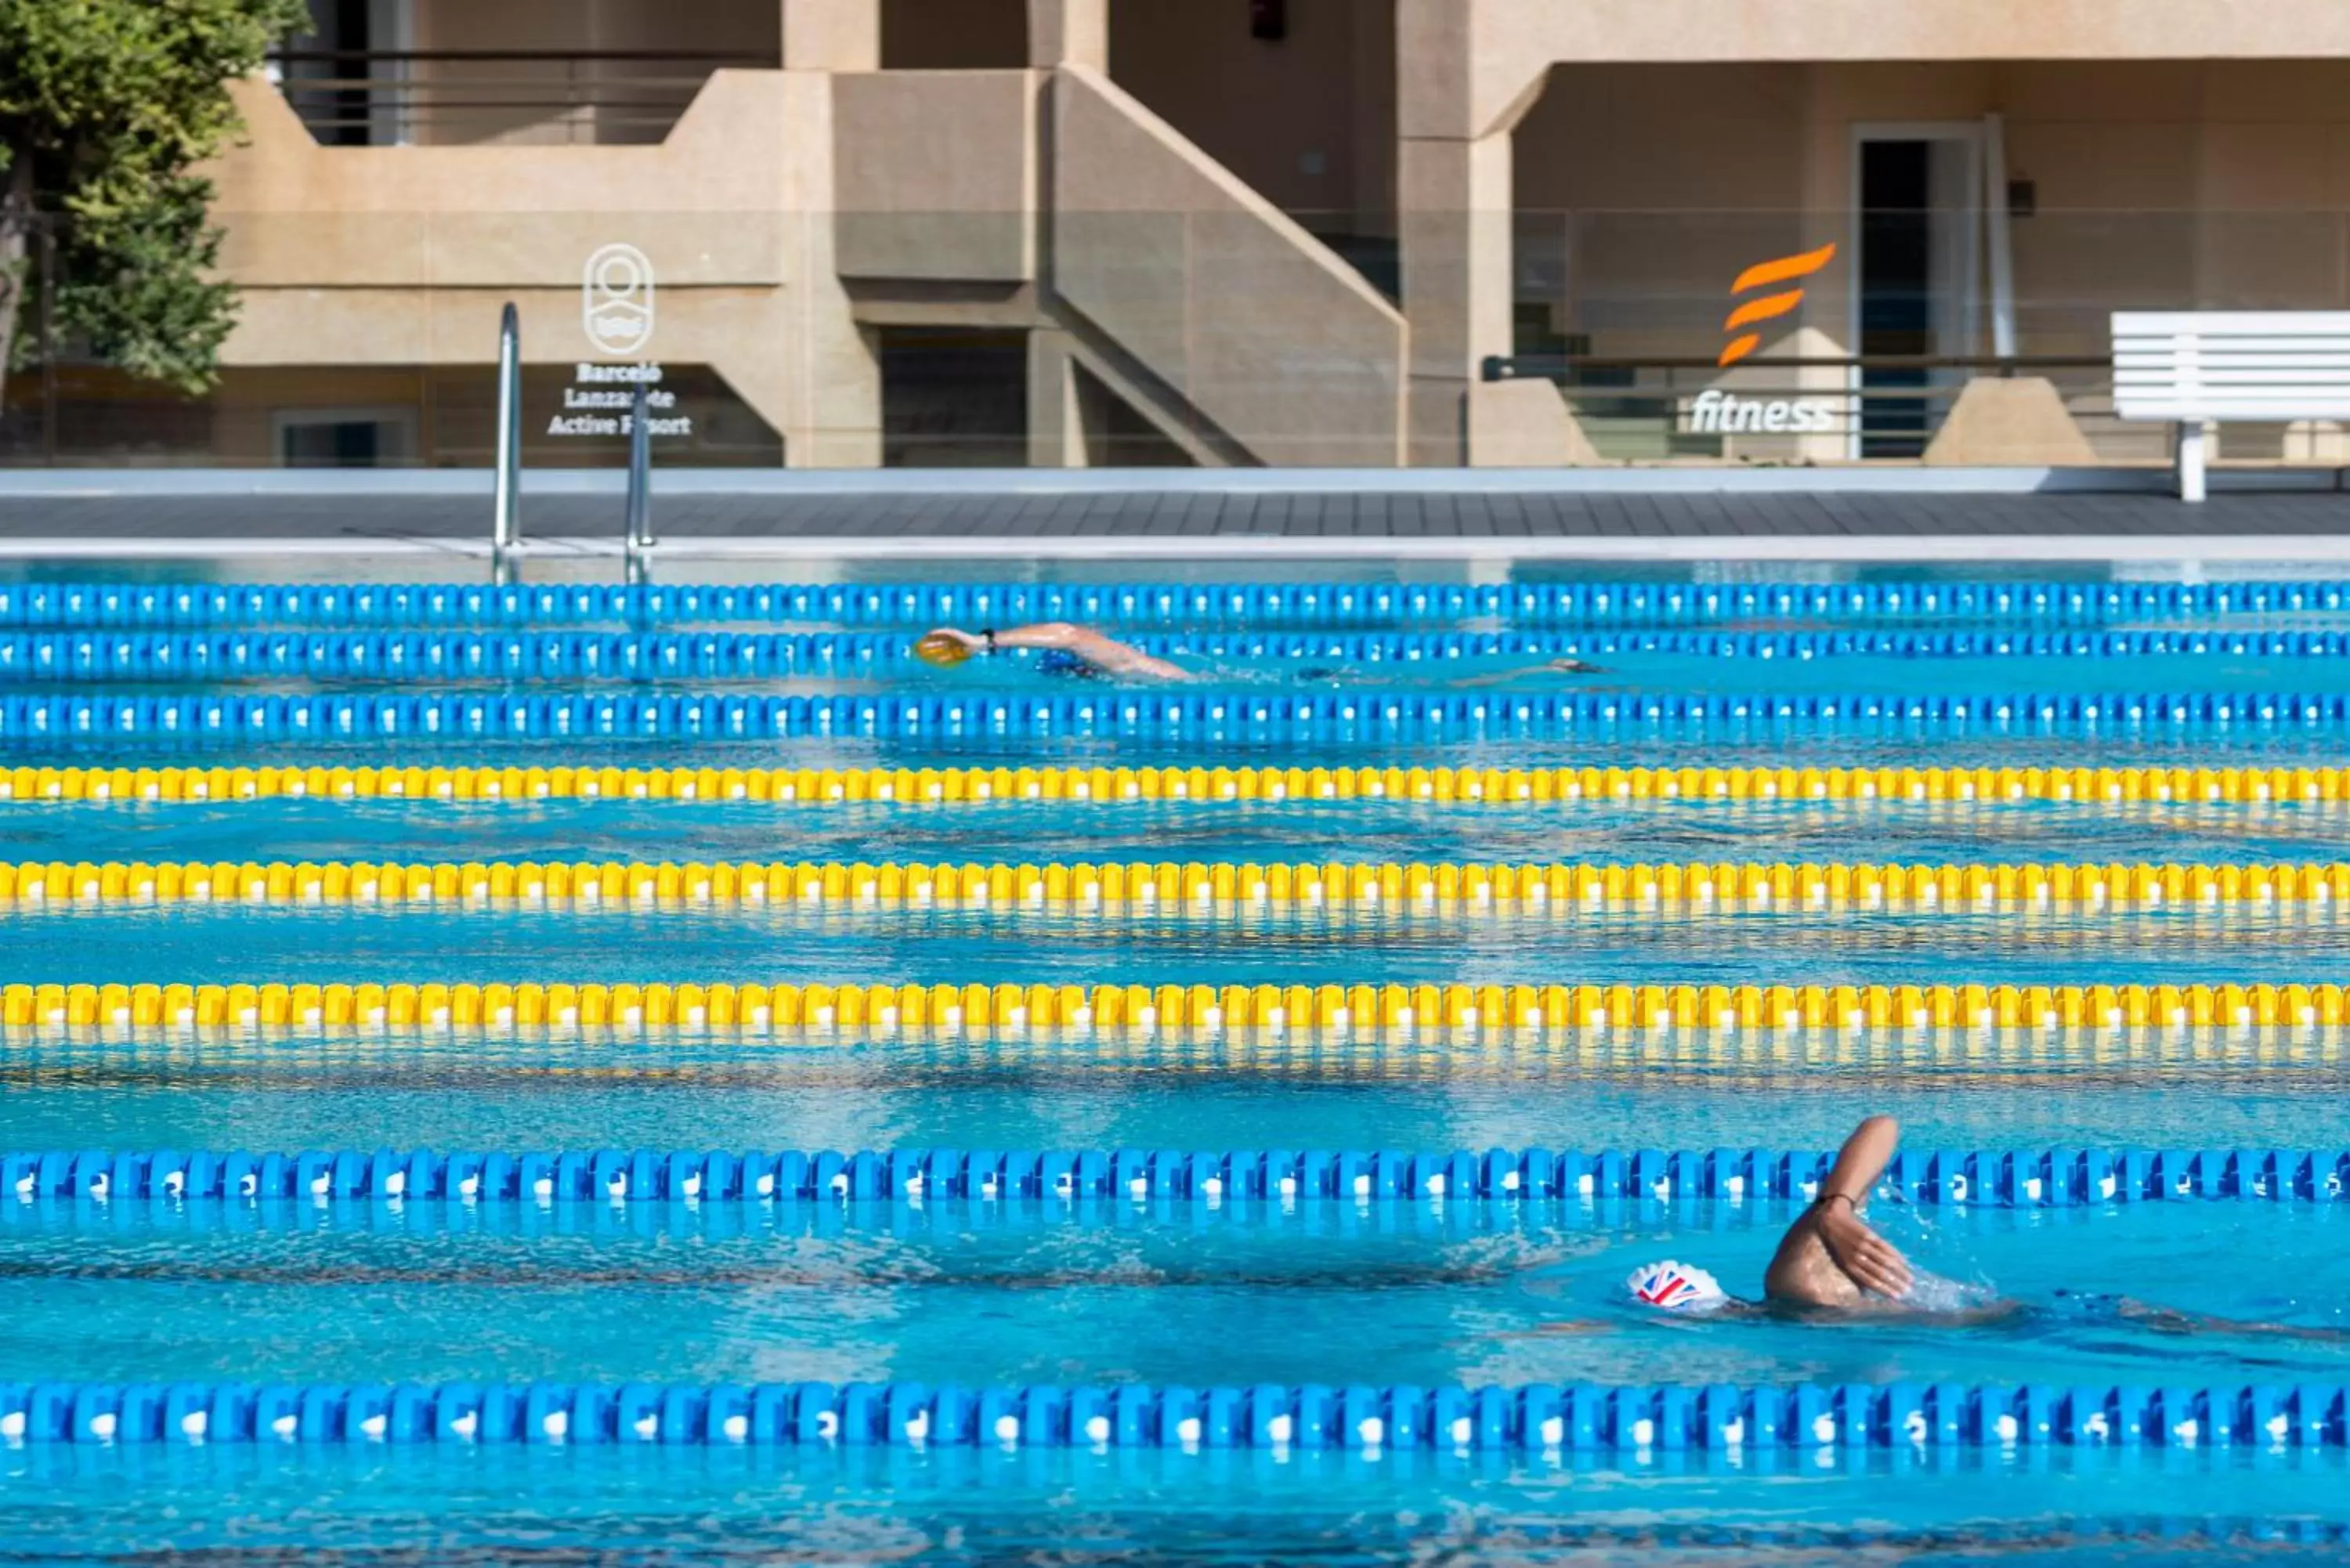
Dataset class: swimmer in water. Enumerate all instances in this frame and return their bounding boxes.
[915,623,1195,681]
[1762,1112,1916,1310]
[1618,1115,1921,1319]
[915,623,1600,685]
[1618,1115,2350,1339]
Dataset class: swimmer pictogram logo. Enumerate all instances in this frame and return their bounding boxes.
[582,242,656,356]
[1718,242,1837,367]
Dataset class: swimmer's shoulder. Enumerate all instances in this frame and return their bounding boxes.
[1762,1222,1861,1310]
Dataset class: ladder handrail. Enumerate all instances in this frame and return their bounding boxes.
[491,304,522,576]
[624,381,656,584]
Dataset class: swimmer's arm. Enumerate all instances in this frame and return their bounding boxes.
[927,623,1115,656]
[1809,1117,1914,1299]
[2117,1301,2350,1342]
[933,623,1195,681]
[1447,657,1603,688]
[1002,623,1195,681]
[1817,1116,1901,1213]
[980,622,1083,652]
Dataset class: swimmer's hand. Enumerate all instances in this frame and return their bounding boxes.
[1814,1198,1914,1299]
[927,627,987,653]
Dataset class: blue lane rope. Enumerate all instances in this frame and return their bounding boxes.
[0,1194,2060,1241]
[8,629,2350,682]
[2,1377,2341,1449]
[7,1145,2343,1205]
[5,580,2350,630]
[5,690,2345,746]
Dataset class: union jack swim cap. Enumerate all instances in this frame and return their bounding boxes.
[1626,1259,1727,1312]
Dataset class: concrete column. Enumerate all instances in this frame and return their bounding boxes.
[782,0,879,70]
[1398,132,1512,466]
[1027,327,1099,466]
[776,70,883,466]
[1394,0,1542,467]
[1025,0,1106,465]
[1028,0,1107,70]
[774,2,882,464]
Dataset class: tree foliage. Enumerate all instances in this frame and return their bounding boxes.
[0,0,310,398]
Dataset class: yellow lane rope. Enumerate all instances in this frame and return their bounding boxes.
[3,858,2348,912]
[4,764,2348,806]
[3,980,2341,1036]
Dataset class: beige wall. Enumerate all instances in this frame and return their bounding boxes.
[1443,0,2350,148]
[1112,0,1394,237]
[209,69,878,464]
[1499,0,2350,67]
[833,70,1040,281]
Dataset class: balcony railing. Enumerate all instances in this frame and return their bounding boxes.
[269,49,776,146]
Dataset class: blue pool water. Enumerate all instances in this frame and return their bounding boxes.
[15,1443,2350,1564]
[9,795,2350,865]
[5,1201,2350,1390]
[9,566,2350,1559]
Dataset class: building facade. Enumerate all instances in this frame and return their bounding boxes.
[9,0,2350,470]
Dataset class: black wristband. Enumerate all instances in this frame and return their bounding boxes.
[978,628,997,652]
[1817,1191,1856,1212]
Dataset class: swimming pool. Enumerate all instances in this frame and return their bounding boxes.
[6,565,2350,1562]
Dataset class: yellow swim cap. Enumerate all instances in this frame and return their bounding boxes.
[914,631,972,667]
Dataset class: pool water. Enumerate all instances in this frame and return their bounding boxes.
[8,567,2350,1561]
[5,1201,2349,1390]
[15,1443,2350,1565]
[9,794,2350,866]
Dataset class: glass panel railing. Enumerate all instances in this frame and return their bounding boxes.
[0,211,793,469]
[5,205,2348,470]
[1506,207,2350,464]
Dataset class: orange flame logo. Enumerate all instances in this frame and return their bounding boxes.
[1718,242,1837,367]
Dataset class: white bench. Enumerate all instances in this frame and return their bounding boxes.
[2112,311,2350,500]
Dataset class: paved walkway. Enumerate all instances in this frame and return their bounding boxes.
[2,471,2346,560]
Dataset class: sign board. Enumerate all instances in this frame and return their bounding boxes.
[549,243,693,439]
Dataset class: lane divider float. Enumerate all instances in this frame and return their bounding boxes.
[7,578,2348,630]
[7,691,2348,746]
[0,1378,2341,1450]
[6,980,2348,1039]
[5,857,2349,914]
[5,1143,2339,1206]
[0,1191,2107,1241]
[10,628,2350,682]
[7,762,2346,805]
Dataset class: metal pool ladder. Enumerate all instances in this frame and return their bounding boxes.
[490,303,522,585]
[487,302,659,585]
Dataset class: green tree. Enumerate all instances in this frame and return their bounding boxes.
[0,0,309,406]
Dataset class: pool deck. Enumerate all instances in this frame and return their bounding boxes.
[1,467,2346,561]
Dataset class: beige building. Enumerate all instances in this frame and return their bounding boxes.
[14,0,2350,470]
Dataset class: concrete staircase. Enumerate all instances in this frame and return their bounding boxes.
[1043,67,1408,467]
